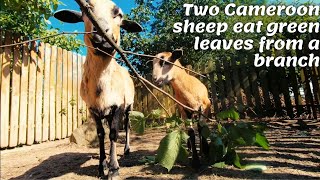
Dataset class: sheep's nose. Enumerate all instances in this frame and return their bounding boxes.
[153,76,157,82]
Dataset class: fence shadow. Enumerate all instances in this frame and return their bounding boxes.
[10,152,96,179]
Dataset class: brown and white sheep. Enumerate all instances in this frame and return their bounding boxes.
[152,49,211,168]
[54,0,142,178]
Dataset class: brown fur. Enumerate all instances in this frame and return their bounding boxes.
[153,52,211,118]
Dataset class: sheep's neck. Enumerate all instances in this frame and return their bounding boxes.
[86,52,114,74]
[170,61,191,101]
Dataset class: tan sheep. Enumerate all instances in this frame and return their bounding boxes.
[54,0,142,178]
[152,49,211,168]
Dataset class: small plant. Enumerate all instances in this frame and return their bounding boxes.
[129,109,163,135]
[153,108,269,171]
[59,108,67,116]
[69,98,76,107]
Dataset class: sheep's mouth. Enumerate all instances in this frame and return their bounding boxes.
[90,33,117,55]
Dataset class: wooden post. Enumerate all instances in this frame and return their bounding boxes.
[72,53,78,130]
[223,56,235,107]
[18,43,30,145]
[62,49,69,138]
[67,51,73,136]
[55,47,63,139]
[9,34,21,147]
[27,42,37,145]
[1,31,12,148]
[216,58,226,110]
[77,55,83,127]
[42,43,51,142]
[49,46,57,141]
[34,42,45,143]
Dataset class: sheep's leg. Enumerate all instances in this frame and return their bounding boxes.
[124,105,132,155]
[107,106,122,178]
[93,115,106,177]
[188,127,200,169]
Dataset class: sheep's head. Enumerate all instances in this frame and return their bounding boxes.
[54,0,142,56]
[152,49,183,87]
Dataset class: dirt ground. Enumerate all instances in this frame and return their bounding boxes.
[1,121,320,180]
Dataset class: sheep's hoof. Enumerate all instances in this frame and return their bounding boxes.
[124,148,130,155]
[191,157,201,171]
[108,169,119,180]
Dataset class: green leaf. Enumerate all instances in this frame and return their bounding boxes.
[149,109,162,119]
[201,125,211,139]
[139,156,155,164]
[216,108,240,121]
[255,133,270,150]
[155,130,188,171]
[243,164,267,171]
[212,162,226,168]
[129,111,146,135]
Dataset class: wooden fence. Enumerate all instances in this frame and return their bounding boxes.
[0,31,88,148]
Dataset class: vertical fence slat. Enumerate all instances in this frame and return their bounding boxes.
[62,49,68,138]
[9,35,21,147]
[26,42,37,145]
[67,51,73,136]
[72,53,78,130]
[18,44,29,145]
[223,57,234,107]
[34,42,44,143]
[55,47,63,139]
[0,32,12,148]
[82,56,88,120]
[42,43,51,142]
[77,54,82,127]
[49,46,57,141]
[0,30,2,90]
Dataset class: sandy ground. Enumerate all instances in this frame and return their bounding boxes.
[1,123,320,180]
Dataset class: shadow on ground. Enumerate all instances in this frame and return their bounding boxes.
[11,153,97,179]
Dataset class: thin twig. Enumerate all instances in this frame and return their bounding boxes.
[123,50,220,89]
[75,0,214,121]
[123,51,207,78]
[0,31,95,48]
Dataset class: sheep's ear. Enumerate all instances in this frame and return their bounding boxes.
[121,20,143,33]
[171,49,183,61]
[54,10,83,23]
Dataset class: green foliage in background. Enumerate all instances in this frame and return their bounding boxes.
[0,0,81,51]
[122,0,319,74]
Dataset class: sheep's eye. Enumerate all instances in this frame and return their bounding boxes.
[159,56,165,66]
[112,6,122,18]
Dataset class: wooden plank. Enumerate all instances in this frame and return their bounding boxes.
[0,30,3,92]
[216,58,226,110]
[18,44,29,145]
[278,67,293,118]
[67,51,73,136]
[49,46,57,141]
[34,42,45,143]
[55,47,63,139]
[77,55,83,127]
[9,35,21,147]
[248,54,262,116]
[27,42,37,145]
[72,53,78,130]
[42,43,51,142]
[1,32,12,148]
[239,55,254,108]
[61,49,68,138]
[231,57,242,107]
[210,72,219,114]
[223,57,234,107]
[82,56,88,121]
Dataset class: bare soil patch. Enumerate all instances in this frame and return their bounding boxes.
[1,123,320,179]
